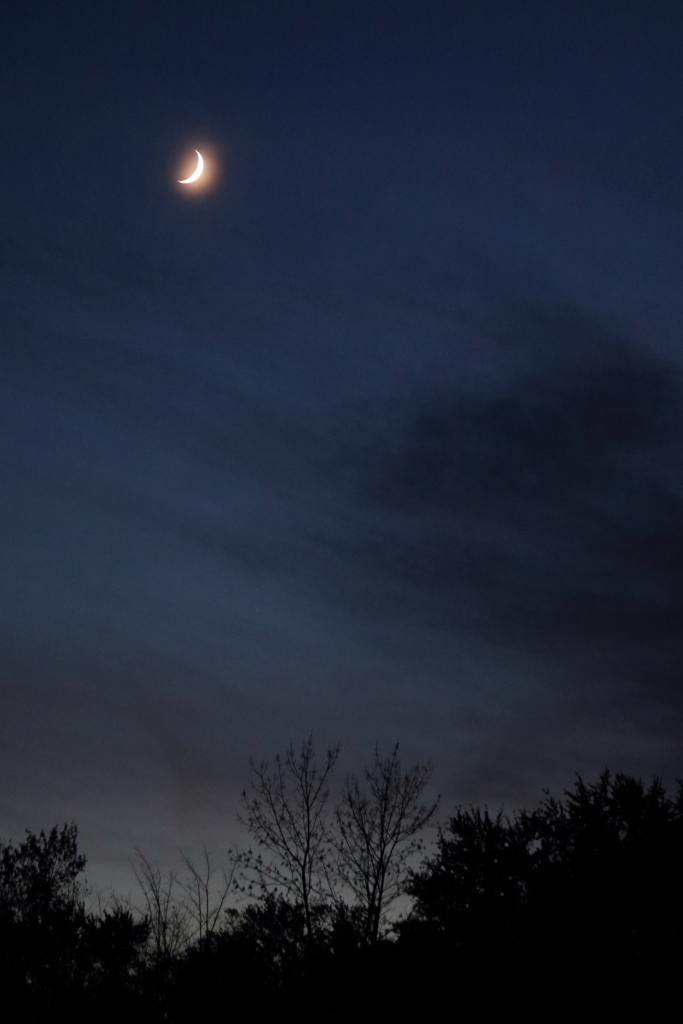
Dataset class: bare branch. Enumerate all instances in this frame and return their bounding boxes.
[239,737,340,942]
[332,744,439,944]
[178,844,238,944]
[132,850,189,967]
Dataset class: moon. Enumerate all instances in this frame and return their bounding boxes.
[178,150,204,184]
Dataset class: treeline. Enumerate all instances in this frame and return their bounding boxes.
[1,742,682,1021]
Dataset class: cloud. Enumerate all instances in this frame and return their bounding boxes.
[3,242,681,713]
[282,307,683,702]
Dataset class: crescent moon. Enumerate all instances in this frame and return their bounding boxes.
[178,150,204,184]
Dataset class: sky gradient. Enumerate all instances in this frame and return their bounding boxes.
[1,1,682,892]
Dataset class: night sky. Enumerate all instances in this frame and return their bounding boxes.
[2,2,682,891]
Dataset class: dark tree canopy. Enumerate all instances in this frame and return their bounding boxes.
[404,771,683,1003]
[0,825,87,1006]
[0,825,148,1022]
[2,770,681,1021]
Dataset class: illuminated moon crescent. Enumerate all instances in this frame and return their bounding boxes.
[178,150,204,184]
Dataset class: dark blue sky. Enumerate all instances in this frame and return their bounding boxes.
[1,1,682,889]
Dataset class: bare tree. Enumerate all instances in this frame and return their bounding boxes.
[240,736,339,942]
[133,850,189,970]
[178,844,237,945]
[333,744,438,944]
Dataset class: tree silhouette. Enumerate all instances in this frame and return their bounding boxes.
[404,803,532,965]
[132,848,190,1005]
[82,905,149,1013]
[524,770,683,976]
[177,845,237,946]
[240,737,339,943]
[2,767,681,1018]
[333,744,438,944]
[405,770,683,999]
[0,824,87,1008]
